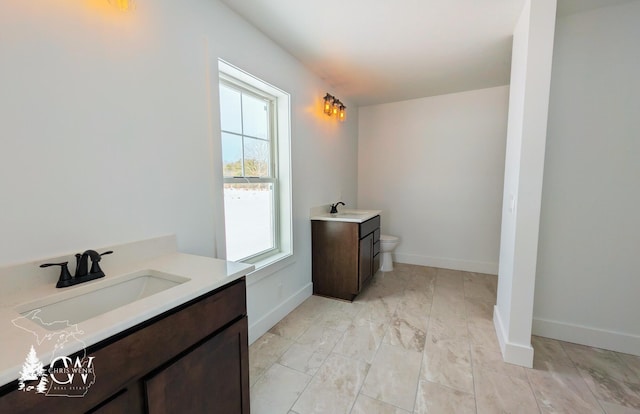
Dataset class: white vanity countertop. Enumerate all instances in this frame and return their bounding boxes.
[0,239,253,388]
[310,209,382,223]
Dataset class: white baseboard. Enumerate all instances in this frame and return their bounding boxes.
[493,306,534,368]
[248,283,313,345]
[533,317,640,356]
[395,252,498,275]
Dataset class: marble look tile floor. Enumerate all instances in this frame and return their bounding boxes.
[249,264,640,414]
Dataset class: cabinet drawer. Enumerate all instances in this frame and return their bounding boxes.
[373,241,380,256]
[360,216,380,238]
[373,228,380,243]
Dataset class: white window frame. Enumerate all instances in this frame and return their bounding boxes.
[218,60,293,270]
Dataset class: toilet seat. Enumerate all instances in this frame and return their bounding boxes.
[380,234,399,242]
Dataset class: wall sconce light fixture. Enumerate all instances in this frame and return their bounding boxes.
[323,93,346,121]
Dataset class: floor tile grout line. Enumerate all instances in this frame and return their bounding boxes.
[413,270,437,414]
[284,306,353,413]
[557,339,610,413]
[249,331,294,389]
[350,279,395,414]
[421,378,476,397]
[523,367,545,413]
[293,291,391,414]
[613,349,640,385]
[347,271,398,414]
[462,276,480,414]
[255,303,333,411]
[283,359,316,413]
[349,268,424,413]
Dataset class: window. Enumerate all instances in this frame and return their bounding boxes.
[219,80,277,261]
[218,61,292,265]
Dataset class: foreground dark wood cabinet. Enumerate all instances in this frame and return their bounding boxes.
[0,278,250,414]
[312,216,380,301]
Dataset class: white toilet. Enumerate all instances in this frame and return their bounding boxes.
[379,235,400,272]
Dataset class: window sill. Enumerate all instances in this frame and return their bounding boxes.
[244,251,295,287]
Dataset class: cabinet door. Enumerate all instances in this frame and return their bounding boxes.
[89,388,143,414]
[358,233,374,292]
[312,220,360,300]
[144,316,250,414]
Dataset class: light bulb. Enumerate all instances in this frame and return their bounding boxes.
[113,0,130,11]
[323,93,334,116]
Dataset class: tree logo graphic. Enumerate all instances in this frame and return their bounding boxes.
[18,346,49,394]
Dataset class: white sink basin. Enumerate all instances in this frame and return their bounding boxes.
[16,270,190,330]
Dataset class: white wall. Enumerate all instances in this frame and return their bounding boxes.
[494,0,557,367]
[0,0,358,343]
[533,1,640,355]
[357,87,509,274]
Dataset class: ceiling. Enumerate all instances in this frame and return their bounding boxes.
[219,0,632,106]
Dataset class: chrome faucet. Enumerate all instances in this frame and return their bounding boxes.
[41,250,113,288]
[330,201,345,214]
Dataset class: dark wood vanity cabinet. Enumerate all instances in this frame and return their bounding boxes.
[312,215,380,301]
[144,316,248,414]
[0,278,250,414]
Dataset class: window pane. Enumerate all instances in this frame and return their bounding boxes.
[242,93,268,139]
[219,84,242,134]
[221,132,243,177]
[224,182,275,261]
[244,137,270,177]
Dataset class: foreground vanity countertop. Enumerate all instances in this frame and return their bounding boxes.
[0,250,253,388]
[310,209,382,223]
